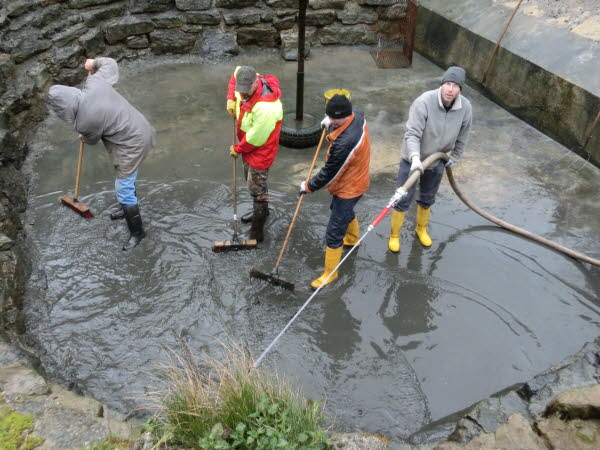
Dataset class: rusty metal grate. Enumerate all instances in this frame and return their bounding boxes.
[370,39,410,69]
[370,0,417,69]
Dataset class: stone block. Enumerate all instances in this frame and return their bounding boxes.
[378,2,407,20]
[273,14,295,30]
[358,0,400,6]
[0,234,14,250]
[216,0,257,7]
[309,0,345,10]
[79,28,106,56]
[12,35,52,64]
[320,23,375,45]
[338,3,377,25]
[537,415,600,450]
[201,28,239,57]
[52,23,87,46]
[126,35,150,48]
[236,24,279,47]
[81,3,128,27]
[280,26,313,61]
[0,362,50,396]
[129,0,174,13]
[186,9,221,25]
[175,0,211,11]
[181,24,203,33]
[306,9,335,26]
[6,0,36,19]
[546,385,600,419]
[223,9,261,26]
[52,44,85,69]
[104,15,155,44]
[150,28,197,54]
[68,0,121,9]
[261,10,273,22]
[151,11,185,28]
[265,0,298,8]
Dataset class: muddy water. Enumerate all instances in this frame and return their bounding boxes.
[25,48,600,441]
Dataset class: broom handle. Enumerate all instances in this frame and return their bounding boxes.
[232,116,239,239]
[273,128,327,270]
[73,139,84,201]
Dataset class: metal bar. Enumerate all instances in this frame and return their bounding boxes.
[482,0,524,85]
[295,0,307,121]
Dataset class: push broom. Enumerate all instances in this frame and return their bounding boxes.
[249,128,327,290]
[212,116,258,253]
[59,139,93,218]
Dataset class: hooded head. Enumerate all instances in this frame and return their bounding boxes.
[48,85,82,125]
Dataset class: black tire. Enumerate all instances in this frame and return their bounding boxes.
[279,112,323,149]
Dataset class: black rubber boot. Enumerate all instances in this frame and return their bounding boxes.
[241,204,269,224]
[122,204,146,251]
[249,200,268,243]
[110,204,125,220]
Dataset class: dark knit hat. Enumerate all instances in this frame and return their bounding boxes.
[235,66,257,93]
[325,94,352,119]
[441,66,466,89]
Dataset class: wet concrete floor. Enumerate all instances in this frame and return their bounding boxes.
[25,47,600,442]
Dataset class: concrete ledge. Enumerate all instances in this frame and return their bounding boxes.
[414,1,600,167]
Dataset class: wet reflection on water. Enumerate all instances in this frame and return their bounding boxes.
[25,49,600,441]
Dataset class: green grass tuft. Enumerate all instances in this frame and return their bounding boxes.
[146,342,331,449]
[0,404,44,450]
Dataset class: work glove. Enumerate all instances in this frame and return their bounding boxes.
[226,99,236,116]
[410,155,423,174]
[445,159,455,168]
[320,116,332,130]
[299,181,308,195]
[230,145,239,158]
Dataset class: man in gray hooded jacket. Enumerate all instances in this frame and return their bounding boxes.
[388,66,472,253]
[49,57,155,250]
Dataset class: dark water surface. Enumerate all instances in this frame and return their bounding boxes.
[25,49,600,441]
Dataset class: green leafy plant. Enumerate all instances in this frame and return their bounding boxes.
[0,404,44,449]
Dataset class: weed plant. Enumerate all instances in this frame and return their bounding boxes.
[146,342,330,449]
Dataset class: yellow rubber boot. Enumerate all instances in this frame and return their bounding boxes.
[415,205,432,247]
[343,217,360,247]
[311,246,343,289]
[388,210,405,253]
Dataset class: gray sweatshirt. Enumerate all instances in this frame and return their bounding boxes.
[402,88,472,166]
[48,57,156,178]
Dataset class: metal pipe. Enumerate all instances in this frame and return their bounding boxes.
[295,0,307,121]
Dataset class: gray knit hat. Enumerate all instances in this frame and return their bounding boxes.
[235,66,257,93]
[441,66,466,89]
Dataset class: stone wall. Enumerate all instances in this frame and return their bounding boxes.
[0,0,408,342]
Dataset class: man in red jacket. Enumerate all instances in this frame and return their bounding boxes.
[226,66,283,242]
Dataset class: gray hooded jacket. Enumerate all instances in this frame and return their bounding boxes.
[49,57,155,178]
[402,88,472,165]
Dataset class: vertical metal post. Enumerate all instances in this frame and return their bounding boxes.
[296,0,307,121]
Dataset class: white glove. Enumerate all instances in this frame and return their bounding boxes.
[320,116,331,129]
[445,159,455,168]
[299,180,308,195]
[410,155,423,173]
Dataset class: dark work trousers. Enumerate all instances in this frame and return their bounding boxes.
[325,195,362,249]
[393,159,445,212]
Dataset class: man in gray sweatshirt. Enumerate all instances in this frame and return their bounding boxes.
[49,57,156,251]
[388,66,472,253]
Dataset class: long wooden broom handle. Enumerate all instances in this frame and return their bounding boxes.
[73,139,84,201]
[273,128,327,269]
[232,116,239,238]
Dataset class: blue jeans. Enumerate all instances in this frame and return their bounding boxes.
[115,170,138,206]
[393,159,444,211]
[326,195,362,248]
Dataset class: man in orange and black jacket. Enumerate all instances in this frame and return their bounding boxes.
[300,94,371,289]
